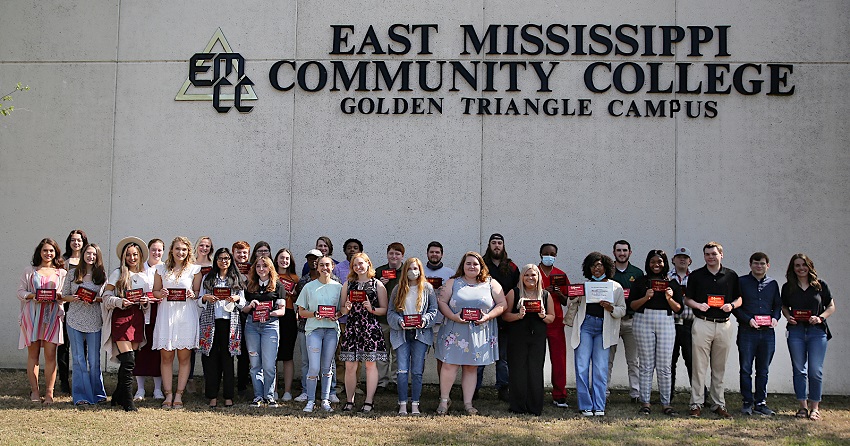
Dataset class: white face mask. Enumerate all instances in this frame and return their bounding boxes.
[541,255,556,267]
[407,269,421,280]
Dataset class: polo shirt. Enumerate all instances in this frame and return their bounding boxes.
[613,263,644,316]
[685,265,740,320]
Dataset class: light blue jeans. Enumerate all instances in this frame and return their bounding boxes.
[67,326,106,404]
[245,318,279,401]
[306,328,338,402]
[299,329,337,396]
[574,315,609,412]
[787,324,828,402]
[396,331,428,404]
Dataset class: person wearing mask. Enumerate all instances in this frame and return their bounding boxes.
[502,264,556,415]
[62,243,107,406]
[387,257,438,415]
[101,237,153,411]
[375,242,405,391]
[296,256,343,412]
[570,252,626,417]
[734,252,781,416]
[242,256,286,407]
[435,251,507,415]
[423,241,454,381]
[629,250,682,416]
[339,253,388,412]
[152,236,203,409]
[59,229,87,395]
[198,248,246,408]
[609,239,643,403]
[18,238,68,405]
[480,233,519,402]
[684,242,741,419]
[134,238,166,401]
[668,247,694,402]
[781,253,836,421]
[537,243,571,408]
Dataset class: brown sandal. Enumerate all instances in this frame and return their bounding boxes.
[161,391,173,409]
[172,389,185,409]
[464,403,479,415]
[43,388,55,406]
[436,398,450,415]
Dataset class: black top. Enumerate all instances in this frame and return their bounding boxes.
[244,282,285,318]
[630,275,683,314]
[507,287,549,337]
[486,259,520,295]
[781,280,832,327]
[685,265,741,320]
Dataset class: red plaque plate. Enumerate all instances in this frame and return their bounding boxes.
[426,277,443,288]
[523,300,542,313]
[623,289,631,299]
[566,284,585,298]
[126,288,144,304]
[253,301,272,322]
[403,314,422,327]
[349,290,367,303]
[200,266,212,276]
[651,280,668,292]
[213,287,231,300]
[551,274,568,287]
[792,309,812,322]
[754,315,772,326]
[77,287,97,303]
[381,269,397,280]
[461,308,481,322]
[318,305,337,319]
[280,279,295,292]
[35,288,56,302]
[237,263,251,275]
[707,295,725,308]
[167,288,187,302]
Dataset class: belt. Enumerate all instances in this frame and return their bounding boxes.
[696,314,728,323]
[623,314,634,320]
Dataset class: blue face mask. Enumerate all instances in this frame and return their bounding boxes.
[592,274,606,281]
[541,255,556,267]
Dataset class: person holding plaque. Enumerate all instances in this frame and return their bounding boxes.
[58,229,87,395]
[101,236,153,411]
[275,248,300,402]
[339,253,389,413]
[781,254,836,421]
[17,238,67,405]
[387,257,438,415]
[296,256,343,413]
[570,252,626,417]
[537,243,571,408]
[502,264,556,415]
[435,251,507,415]
[188,236,214,394]
[629,250,682,416]
[62,243,108,406]
[198,248,246,408]
[133,238,165,401]
[242,256,286,407]
[683,241,741,419]
[152,236,203,409]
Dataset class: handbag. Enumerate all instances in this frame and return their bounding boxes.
[563,297,580,327]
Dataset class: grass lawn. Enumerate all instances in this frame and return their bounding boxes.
[1,369,848,445]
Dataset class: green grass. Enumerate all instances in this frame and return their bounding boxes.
[1,369,848,445]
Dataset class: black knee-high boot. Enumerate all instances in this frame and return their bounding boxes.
[117,351,138,411]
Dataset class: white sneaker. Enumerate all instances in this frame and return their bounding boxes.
[581,409,594,417]
[133,388,145,401]
[153,389,165,399]
[282,392,293,402]
[303,401,315,412]
[594,410,605,416]
[329,394,340,403]
[294,392,308,402]
[321,400,333,412]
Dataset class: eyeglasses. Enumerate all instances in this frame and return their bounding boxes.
[217,257,232,262]
[256,249,270,254]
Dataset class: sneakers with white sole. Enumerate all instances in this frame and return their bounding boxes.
[321,400,333,412]
[153,389,165,400]
[329,394,340,403]
[282,392,293,402]
[133,389,145,401]
[294,392,308,402]
[303,401,315,412]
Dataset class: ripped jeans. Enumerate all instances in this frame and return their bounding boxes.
[306,328,338,403]
[244,318,280,402]
[396,331,428,404]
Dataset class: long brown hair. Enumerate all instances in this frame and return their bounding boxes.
[394,257,426,312]
[451,251,490,283]
[31,238,65,269]
[785,253,821,292]
[247,257,278,293]
[73,243,106,285]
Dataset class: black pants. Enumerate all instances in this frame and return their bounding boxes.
[671,320,694,395]
[236,312,250,392]
[202,319,236,400]
[58,303,70,390]
[507,328,547,415]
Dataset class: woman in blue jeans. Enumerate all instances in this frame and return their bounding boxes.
[388,257,438,415]
[781,253,836,421]
[61,243,108,406]
[569,252,626,417]
[242,256,286,407]
[295,256,343,413]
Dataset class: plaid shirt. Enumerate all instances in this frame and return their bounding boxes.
[668,269,694,323]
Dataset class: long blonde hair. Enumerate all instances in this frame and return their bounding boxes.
[394,257,426,312]
[518,264,543,301]
[115,243,145,295]
[164,236,196,279]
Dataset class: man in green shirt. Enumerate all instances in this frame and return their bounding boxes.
[608,240,644,403]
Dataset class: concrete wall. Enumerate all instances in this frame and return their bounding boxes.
[1,0,848,395]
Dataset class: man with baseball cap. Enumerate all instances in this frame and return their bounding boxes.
[668,247,694,401]
[480,233,519,402]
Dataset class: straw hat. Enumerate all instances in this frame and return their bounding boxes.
[115,236,149,263]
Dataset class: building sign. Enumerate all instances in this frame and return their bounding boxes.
[179,24,795,117]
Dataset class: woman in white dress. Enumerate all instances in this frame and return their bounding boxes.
[152,236,202,409]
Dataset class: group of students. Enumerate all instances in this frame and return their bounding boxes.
[16,231,835,420]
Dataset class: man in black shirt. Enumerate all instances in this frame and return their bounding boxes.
[683,241,742,419]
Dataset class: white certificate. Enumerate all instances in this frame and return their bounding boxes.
[584,281,614,304]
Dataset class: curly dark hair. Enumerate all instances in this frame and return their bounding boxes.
[582,252,614,280]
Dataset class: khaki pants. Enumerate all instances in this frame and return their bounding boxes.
[607,317,640,398]
[377,321,396,387]
[690,317,733,409]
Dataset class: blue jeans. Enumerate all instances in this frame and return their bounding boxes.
[306,328,338,402]
[67,326,106,404]
[574,315,609,412]
[245,318,280,401]
[737,326,775,406]
[395,331,428,404]
[787,324,828,402]
[476,328,509,390]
